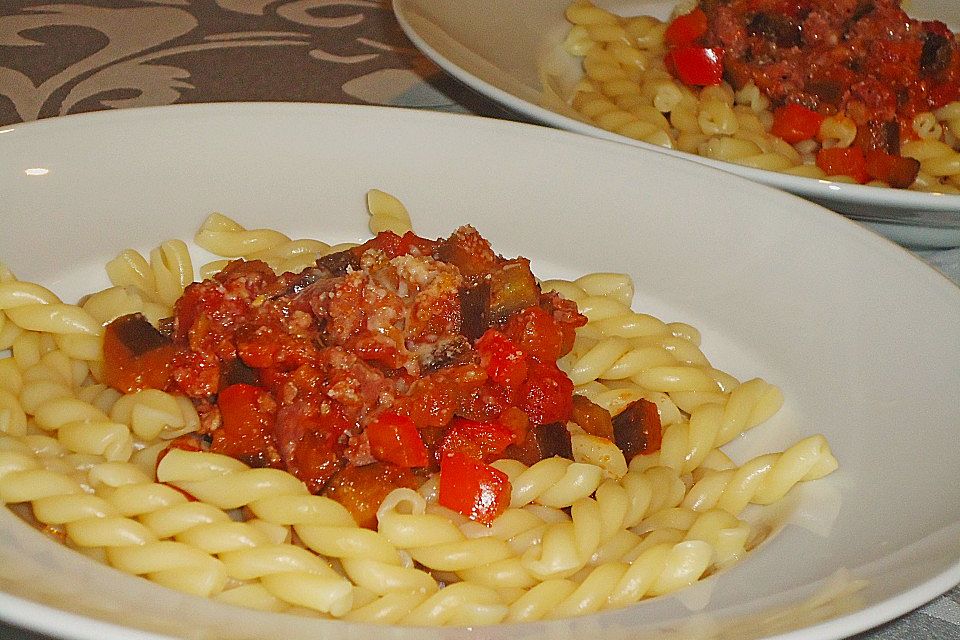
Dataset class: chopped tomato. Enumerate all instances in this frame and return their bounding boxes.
[518,359,574,425]
[503,305,566,363]
[771,103,825,144]
[816,147,870,183]
[366,411,429,468]
[402,376,458,428]
[665,8,708,48]
[355,230,438,260]
[497,406,530,445]
[476,329,528,392]
[435,417,516,462]
[665,46,724,86]
[438,452,511,525]
[102,313,177,393]
[211,383,277,462]
[864,150,920,189]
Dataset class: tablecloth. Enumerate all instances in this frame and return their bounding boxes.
[0,2,957,639]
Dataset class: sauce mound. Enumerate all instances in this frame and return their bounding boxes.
[703,0,960,151]
[102,226,660,527]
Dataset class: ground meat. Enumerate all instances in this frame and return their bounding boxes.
[702,0,960,143]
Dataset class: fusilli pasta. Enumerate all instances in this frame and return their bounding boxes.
[0,190,837,625]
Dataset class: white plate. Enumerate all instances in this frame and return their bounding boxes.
[0,104,958,640]
[393,0,960,249]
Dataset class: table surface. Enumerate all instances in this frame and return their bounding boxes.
[0,1,957,639]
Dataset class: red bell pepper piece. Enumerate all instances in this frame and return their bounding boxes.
[438,451,511,524]
[816,147,870,184]
[664,8,709,48]
[864,150,920,189]
[665,46,724,86]
[366,411,429,468]
[435,416,516,462]
[771,103,825,144]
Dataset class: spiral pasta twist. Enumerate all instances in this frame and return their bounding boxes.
[366,188,414,235]
[158,449,413,616]
[681,435,839,515]
[0,448,229,596]
[506,540,714,621]
[0,280,102,338]
[195,213,341,278]
[647,378,785,474]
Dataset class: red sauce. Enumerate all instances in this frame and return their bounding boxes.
[104,226,618,524]
[700,0,960,153]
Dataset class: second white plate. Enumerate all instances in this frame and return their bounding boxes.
[394,0,960,249]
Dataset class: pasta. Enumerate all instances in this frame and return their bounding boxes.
[0,191,837,625]
[557,0,960,192]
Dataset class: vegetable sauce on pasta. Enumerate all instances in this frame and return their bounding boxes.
[0,190,838,625]
[560,0,960,193]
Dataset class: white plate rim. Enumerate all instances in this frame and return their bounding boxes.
[392,0,960,247]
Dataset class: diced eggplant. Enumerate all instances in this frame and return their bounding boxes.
[747,12,801,48]
[612,398,663,460]
[220,358,260,387]
[271,266,325,298]
[421,336,473,373]
[323,462,420,528]
[102,313,178,393]
[459,279,491,340]
[435,226,499,277]
[488,260,539,324]
[882,121,900,155]
[855,119,901,155]
[502,421,573,465]
[108,312,170,356]
[316,248,361,276]
[804,79,843,108]
[883,156,920,189]
[920,32,952,77]
[537,422,574,460]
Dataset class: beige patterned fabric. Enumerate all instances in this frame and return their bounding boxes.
[0,0,511,125]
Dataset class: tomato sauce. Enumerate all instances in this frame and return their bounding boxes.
[699,0,960,153]
[104,227,666,525]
